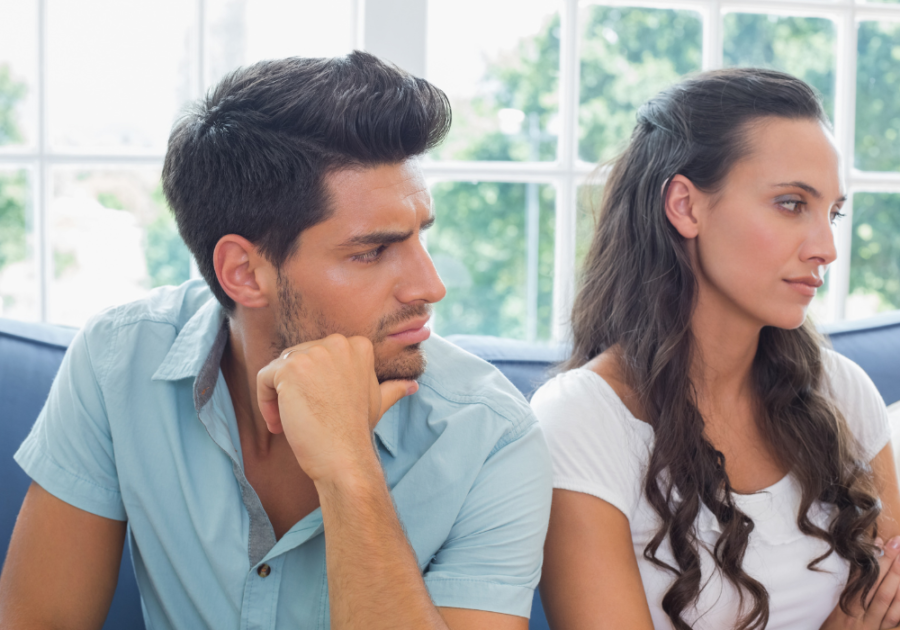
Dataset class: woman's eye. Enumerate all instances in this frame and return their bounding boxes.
[778,199,804,213]
[830,210,846,225]
[352,246,385,263]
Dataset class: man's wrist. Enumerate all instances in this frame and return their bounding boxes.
[312,448,387,500]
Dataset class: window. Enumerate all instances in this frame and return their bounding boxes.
[420,0,900,341]
[0,0,355,326]
[1,0,899,338]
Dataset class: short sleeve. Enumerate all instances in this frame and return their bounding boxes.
[531,369,649,521]
[14,315,126,521]
[823,349,892,463]
[423,422,552,618]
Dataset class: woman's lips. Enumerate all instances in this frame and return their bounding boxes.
[784,277,822,298]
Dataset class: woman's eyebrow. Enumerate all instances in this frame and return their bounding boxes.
[773,181,847,204]
[774,181,822,198]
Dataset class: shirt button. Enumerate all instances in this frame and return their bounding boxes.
[257,564,271,578]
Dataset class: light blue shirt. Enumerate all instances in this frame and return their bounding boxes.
[15,280,552,629]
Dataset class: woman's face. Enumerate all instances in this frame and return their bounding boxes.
[689,117,844,331]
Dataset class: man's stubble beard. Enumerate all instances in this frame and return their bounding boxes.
[274,274,428,383]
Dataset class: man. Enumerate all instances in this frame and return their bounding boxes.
[0,53,551,629]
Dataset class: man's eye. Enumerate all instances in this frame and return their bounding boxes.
[352,246,385,263]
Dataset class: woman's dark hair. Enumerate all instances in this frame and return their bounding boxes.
[162,51,451,310]
[567,68,880,629]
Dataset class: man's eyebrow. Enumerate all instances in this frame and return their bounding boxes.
[338,214,436,248]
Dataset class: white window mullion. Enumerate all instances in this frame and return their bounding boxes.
[190,0,206,281]
[351,0,364,50]
[553,0,581,342]
[37,0,48,323]
[851,170,900,194]
[197,0,206,98]
[828,5,858,322]
[360,0,427,78]
[702,0,723,70]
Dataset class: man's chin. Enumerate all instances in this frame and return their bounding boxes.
[375,344,427,383]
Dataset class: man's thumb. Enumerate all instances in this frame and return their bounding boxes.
[378,379,419,419]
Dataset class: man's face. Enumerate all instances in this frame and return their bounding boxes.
[273,160,446,382]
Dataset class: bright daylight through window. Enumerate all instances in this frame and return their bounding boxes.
[1,0,899,341]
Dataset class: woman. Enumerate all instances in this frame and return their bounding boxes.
[532,68,900,630]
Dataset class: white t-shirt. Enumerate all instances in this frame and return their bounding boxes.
[532,349,891,630]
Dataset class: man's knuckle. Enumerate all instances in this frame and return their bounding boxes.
[350,336,373,356]
[349,335,370,348]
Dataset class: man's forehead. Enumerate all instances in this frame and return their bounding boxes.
[325,161,430,203]
[302,162,433,243]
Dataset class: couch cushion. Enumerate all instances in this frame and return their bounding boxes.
[823,311,900,407]
[3,317,899,630]
[0,319,144,630]
[0,319,76,546]
[445,335,568,401]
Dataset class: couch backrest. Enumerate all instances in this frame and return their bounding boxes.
[822,311,900,407]
[0,319,144,630]
[448,312,900,407]
[3,313,899,630]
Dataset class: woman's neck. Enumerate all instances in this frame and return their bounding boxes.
[689,287,762,409]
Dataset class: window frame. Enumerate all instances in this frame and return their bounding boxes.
[418,0,900,340]
[3,0,900,338]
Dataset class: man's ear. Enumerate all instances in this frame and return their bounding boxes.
[664,174,702,239]
[213,235,275,309]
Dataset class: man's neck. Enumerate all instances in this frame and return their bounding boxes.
[221,314,280,455]
[220,313,322,539]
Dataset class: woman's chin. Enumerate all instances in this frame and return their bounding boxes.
[764,307,810,331]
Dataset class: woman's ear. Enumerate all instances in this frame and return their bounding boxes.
[664,174,701,239]
[213,235,275,309]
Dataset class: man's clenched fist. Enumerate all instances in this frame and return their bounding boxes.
[256,334,418,483]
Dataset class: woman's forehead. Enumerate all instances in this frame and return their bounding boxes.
[729,118,842,197]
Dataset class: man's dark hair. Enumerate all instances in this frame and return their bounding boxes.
[162,51,452,310]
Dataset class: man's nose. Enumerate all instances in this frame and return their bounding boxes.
[398,240,446,305]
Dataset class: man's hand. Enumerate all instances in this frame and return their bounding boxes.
[821,536,900,630]
[256,334,417,483]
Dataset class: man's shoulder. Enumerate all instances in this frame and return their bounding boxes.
[417,334,536,439]
[76,280,217,380]
[82,280,215,339]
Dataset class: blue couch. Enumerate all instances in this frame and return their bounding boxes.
[3,312,900,630]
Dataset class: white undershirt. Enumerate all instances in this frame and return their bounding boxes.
[531,349,891,630]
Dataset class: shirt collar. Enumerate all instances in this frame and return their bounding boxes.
[151,297,226,383]
[374,401,402,458]
[151,294,406,455]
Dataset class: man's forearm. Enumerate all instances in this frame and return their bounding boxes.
[317,455,449,630]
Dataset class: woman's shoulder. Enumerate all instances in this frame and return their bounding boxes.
[531,367,653,516]
[532,367,648,433]
[821,347,882,409]
[821,348,891,461]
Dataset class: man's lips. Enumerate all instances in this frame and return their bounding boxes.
[784,276,823,298]
[386,317,431,344]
